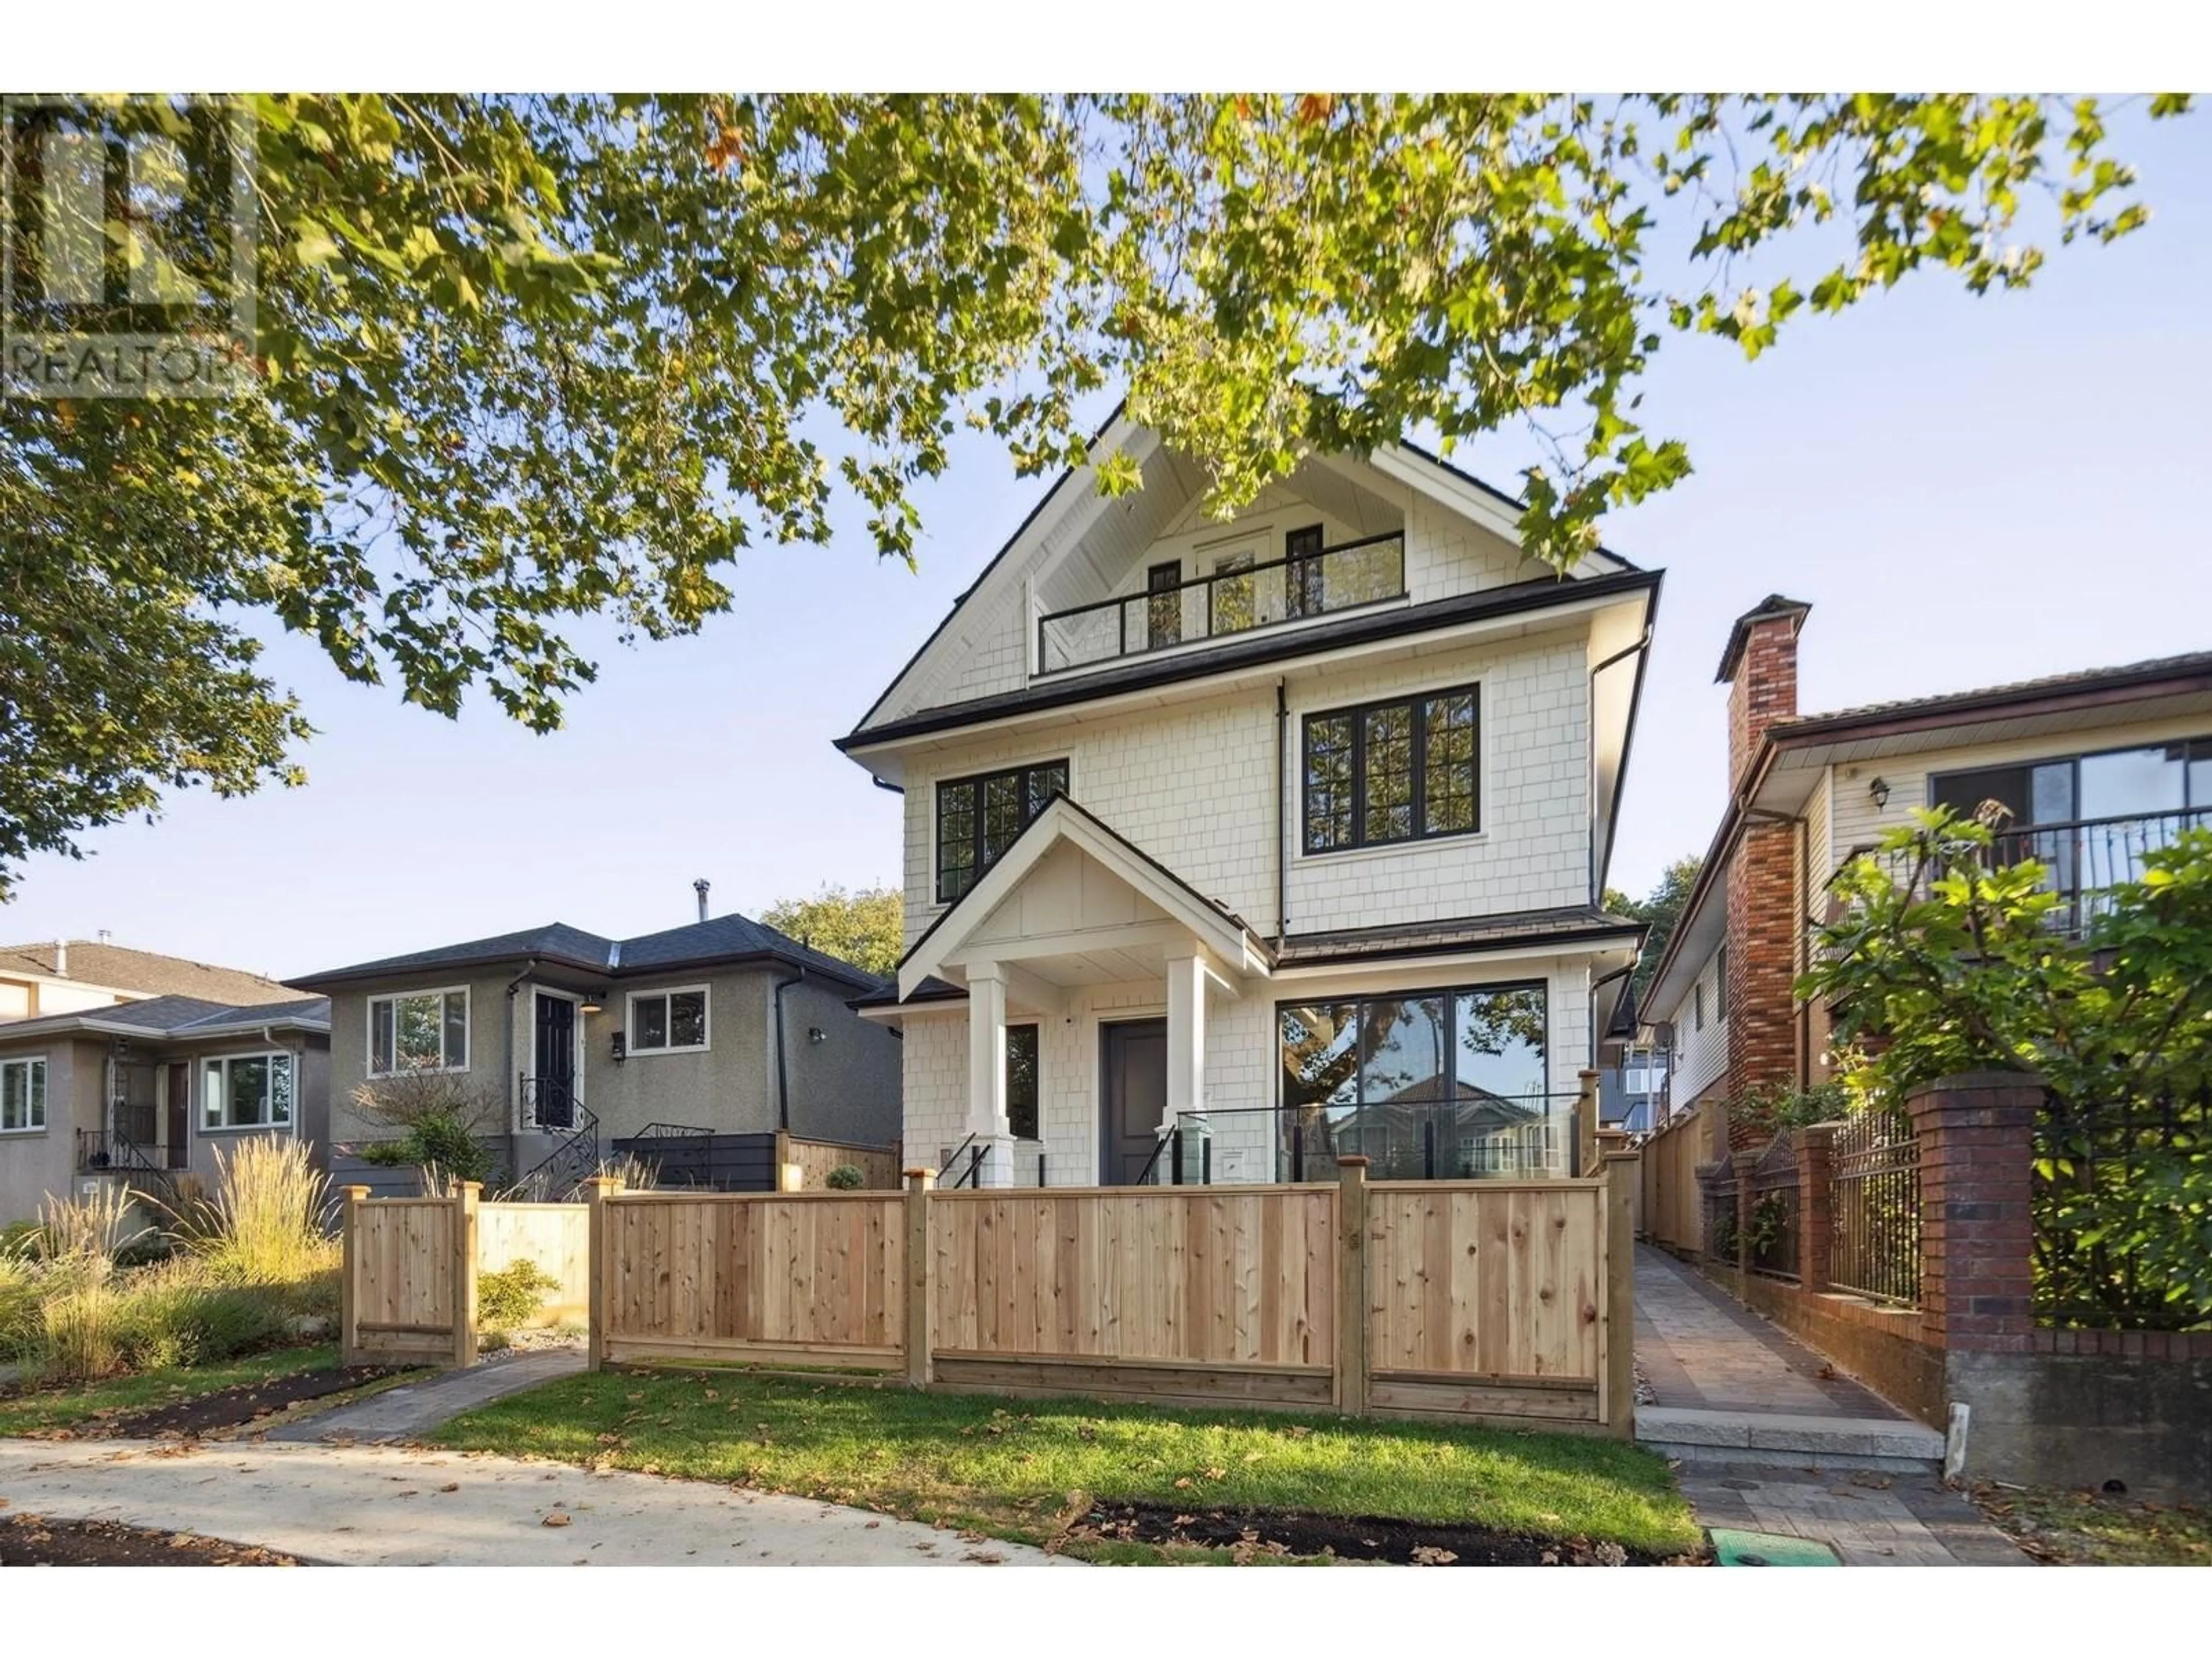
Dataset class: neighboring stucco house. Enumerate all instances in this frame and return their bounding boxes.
[0,993,331,1226]
[838,408,1660,1187]
[290,906,902,1191]
[1640,595,2212,1125]
[0,936,298,1023]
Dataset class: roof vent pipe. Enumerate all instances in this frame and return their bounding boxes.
[54,938,66,976]
[693,877,710,923]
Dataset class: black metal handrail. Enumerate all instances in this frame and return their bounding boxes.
[942,1135,987,1190]
[1035,530,1406,673]
[519,1073,585,1133]
[631,1121,713,1139]
[517,1102,600,1199]
[73,1129,180,1208]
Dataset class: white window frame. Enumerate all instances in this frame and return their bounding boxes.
[366,985,471,1077]
[201,1050,298,1134]
[0,1055,47,1134]
[626,984,711,1055]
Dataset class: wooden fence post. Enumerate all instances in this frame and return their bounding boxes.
[903,1168,937,1388]
[452,1181,482,1369]
[339,1184,368,1368]
[775,1128,803,1191]
[1336,1156,1370,1415]
[1577,1069,1601,1176]
[1601,1150,1638,1437]
[584,1174,624,1372]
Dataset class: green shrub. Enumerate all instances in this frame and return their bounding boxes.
[478,1259,559,1332]
[1,1219,46,1258]
[410,1112,499,1185]
[354,1140,416,1168]
[824,1164,866,1190]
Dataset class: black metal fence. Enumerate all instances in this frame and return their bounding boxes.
[2033,1083,2211,1330]
[1702,1172,1737,1259]
[1828,1108,1921,1306]
[1747,1135,1800,1282]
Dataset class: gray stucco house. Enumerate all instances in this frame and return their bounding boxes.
[291,910,902,1191]
[0,993,331,1227]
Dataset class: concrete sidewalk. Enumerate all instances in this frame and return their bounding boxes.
[0,1438,1082,1566]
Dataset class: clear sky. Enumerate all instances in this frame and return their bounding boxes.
[8,112,2209,983]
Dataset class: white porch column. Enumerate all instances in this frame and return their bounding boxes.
[1164,945,1207,1127]
[965,963,1013,1187]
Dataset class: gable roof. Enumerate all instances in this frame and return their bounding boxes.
[293,914,883,996]
[844,406,1642,752]
[0,940,300,1006]
[896,794,1270,1001]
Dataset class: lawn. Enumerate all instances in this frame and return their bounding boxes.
[1974,1484,2212,1566]
[432,1369,1703,1562]
[0,1344,336,1436]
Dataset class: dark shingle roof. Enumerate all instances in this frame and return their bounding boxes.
[0,940,300,1005]
[296,916,882,995]
[0,993,329,1042]
[1274,905,1645,966]
[1774,649,2212,736]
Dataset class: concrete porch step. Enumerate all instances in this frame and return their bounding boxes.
[1637,1407,1945,1474]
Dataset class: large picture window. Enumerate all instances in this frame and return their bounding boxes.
[629,986,710,1054]
[0,1057,46,1132]
[1302,686,1479,854]
[369,988,468,1075]
[203,1052,295,1131]
[936,759,1069,903]
[1278,983,1552,1179]
[1006,1024,1040,1142]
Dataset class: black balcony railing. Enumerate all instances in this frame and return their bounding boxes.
[1989,808,2210,935]
[1036,531,1406,673]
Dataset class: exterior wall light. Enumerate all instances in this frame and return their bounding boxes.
[808,1026,827,1045]
[1868,777,1891,809]
[579,990,605,1014]
[610,1031,627,1063]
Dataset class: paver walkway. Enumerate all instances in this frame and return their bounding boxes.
[1635,1247,2027,1567]
[0,1438,1080,1566]
[264,1347,586,1444]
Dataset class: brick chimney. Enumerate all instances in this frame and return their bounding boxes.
[1715,597,1812,1118]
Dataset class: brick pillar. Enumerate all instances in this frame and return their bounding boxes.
[1906,1071,2040,1353]
[1732,1148,1759,1276]
[1797,1122,1838,1291]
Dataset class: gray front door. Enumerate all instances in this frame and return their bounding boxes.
[1100,1019,1168,1184]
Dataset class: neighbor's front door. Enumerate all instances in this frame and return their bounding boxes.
[533,993,577,1130]
[1100,1019,1168,1184]
[165,1062,190,1169]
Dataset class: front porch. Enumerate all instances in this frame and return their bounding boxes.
[881,796,1617,1189]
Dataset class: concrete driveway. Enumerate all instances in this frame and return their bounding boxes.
[0,1438,1082,1567]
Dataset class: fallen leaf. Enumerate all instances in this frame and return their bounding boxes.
[1173,1477,1194,1490]
[542,1513,572,1528]
[439,1484,460,1494]
[1412,1544,1459,1566]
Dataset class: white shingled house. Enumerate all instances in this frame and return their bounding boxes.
[839,409,1660,1188]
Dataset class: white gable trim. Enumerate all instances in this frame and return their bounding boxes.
[898,797,1262,1000]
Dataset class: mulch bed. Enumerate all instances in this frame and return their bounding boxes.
[28,1365,402,1441]
[0,1513,297,1566]
[1068,1501,1703,1565]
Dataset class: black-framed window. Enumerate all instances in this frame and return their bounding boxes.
[1302,685,1479,854]
[1278,982,1552,1180]
[935,759,1069,903]
[1006,1023,1039,1141]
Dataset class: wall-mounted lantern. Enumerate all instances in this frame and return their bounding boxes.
[610,1031,627,1063]
[1868,776,1892,810]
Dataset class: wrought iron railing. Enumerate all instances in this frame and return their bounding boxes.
[1747,1135,1800,1282]
[1035,531,1406,673]
[2033,1082,2210,1330]
[519,1073,583,1132]
[1990,808,2210,936]
[73,1129,180,1208]
[1828,1109,1921,1305]
[516,1101,600,1199]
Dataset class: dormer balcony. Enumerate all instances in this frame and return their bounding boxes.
[1035,531,1406,675]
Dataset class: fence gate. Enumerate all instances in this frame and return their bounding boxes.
[340,1186,478,1368]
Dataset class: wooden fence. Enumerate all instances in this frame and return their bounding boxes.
[340,1184,590,1366]
[780,1131,903,1191]
[1640,1100,1719,1257]
[581,1153,1638,1435]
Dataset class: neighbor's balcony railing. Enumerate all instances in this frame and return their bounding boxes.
[1990,808,2209,935]
[1035,531,1406,674]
